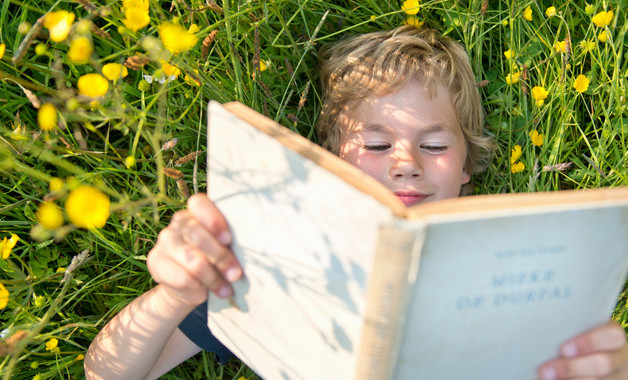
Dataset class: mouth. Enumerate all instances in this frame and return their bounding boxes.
[394,191,428,206]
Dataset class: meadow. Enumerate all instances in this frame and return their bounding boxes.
[0,0,626,378]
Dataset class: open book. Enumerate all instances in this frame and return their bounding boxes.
[206,101,628,380]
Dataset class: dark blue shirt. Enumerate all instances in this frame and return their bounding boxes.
[178,300,234,364]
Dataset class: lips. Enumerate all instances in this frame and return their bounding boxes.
[394,191,428,206]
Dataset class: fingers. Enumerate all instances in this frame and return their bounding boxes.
[537,322,628,380]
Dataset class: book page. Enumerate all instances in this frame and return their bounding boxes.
[206,101,393,380]
[393,204,628,379]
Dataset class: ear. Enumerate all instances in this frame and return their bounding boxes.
[461,169,471,185]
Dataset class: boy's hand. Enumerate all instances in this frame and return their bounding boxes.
[537,320,628,379]
[147,194,243,306]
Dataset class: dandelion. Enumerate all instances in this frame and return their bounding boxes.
[159,22,198,54]
[45,338,58,351]
[77,73,109,98]
[585,4,595,15]
[0,43,5,59]
[506,72,520,85]
[503,49,513,59]
[404,16,424,28]
[591,11,613,27]
[579,40,595,52]
[65,186,110,229]
[43,10,75,42]
[36,202,64,230]
[511,161,525,174]
[553,41,567,53]
[122,0,149,11]
[67,37,93,64]
[598,30,610,43]
[0,284,8,310]
[1,234,19,259]
[545,6,557,17]
[529,130,544,147]
[573,75,589,93]
[123,7,150,32]
[102,63,129,82]
[160,60,181,78]
[523,6,533,21]
[531,86,549,106]
[37,103,57,131]
[401,0,420,15]
[510,144,522,164]
[50,177,64,192]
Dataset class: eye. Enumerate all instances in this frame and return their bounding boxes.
[363,143,391,152]
[421,144,448,153]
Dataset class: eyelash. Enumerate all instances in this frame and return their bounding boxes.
[363,144,391,151]
[421,145,448,152]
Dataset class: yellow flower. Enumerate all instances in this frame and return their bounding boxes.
[0,43,5,59]
[598,30,610,43]
[45,338,58,351]
[553,41,567,53]
[122,0,149,11]
[160,60,181,78]
[184,69,200,86]
[531,86,549,106]
[35,295,46,307]
[67,37,93,64]
[506,71,520,85]
[529,130,544,147]
[65,186,110,229]
[123,7,150,32]
[545,6,557,17]
[43,10,75,42]
[50,177,64,192]
[259,60,270,72]
[510,144,522,164]
[0,283,8,310]
[124,156,136,168]
[591,10,613,27]
[78,73,109,98]
[523,6,533,21]
[36,202,64,230]
[573,75,589,93]
[102,63,129,81]
[404,16,424,28]
[585,4,595,15]
[504,49,513,59]
[1,234,19,259]
[75,354,85,361]
[33,374,42,380]
[511,161,525,174]
[401,0,420,15]
[38,103,57,131]
[188,24,200,34]
[579,40,595,52]
[159,22,198,54]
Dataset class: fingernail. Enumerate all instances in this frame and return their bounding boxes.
[562,343,577,358]
[540,367,556,380]
[217,285,233,298]
[225,267,242,282]
[218,231,231,245]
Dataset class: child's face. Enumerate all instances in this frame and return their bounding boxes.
[338,80,470,206]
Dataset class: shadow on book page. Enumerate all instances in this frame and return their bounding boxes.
[206,101,394,380]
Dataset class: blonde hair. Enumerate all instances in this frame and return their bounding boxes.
[316,26,493,179]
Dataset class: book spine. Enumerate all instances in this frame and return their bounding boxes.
[355,221,425,380]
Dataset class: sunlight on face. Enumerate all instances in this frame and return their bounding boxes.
[339,80,469,206]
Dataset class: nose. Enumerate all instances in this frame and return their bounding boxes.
[390,144,422,179]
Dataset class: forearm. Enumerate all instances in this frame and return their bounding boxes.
[84,285,198,380]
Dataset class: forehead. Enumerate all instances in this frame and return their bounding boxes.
[340,80,460,136]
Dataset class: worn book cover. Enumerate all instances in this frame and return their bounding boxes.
[206,101,628,380]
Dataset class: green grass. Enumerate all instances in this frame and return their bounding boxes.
[0,0,626,378]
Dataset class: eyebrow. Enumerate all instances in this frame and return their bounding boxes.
[363,122,452,134]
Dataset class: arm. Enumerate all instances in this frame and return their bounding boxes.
[85,194,243,379]
[537,320,628,380]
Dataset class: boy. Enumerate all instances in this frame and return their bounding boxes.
[85,26,628,379]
